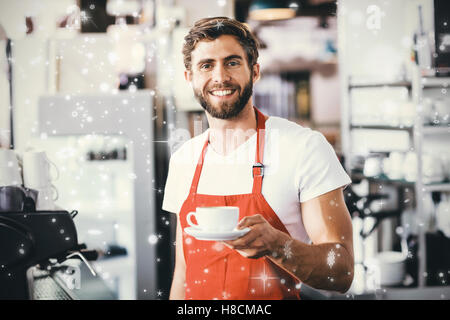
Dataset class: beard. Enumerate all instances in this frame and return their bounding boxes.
[193,74,253,120]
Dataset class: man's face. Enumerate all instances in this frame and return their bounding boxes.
[185,35,260,119]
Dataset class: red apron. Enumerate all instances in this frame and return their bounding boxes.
[179,107,301,300]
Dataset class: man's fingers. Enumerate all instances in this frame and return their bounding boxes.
[226,228,260,249]
[237,214,264,229]
[221,241,234,249]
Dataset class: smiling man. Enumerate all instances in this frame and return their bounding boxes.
[163,17,354,300]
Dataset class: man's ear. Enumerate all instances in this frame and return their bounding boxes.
[252,63,260,83]
[184,69,192,83]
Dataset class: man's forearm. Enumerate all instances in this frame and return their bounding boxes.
[169,264,186,300]
[267,232,354,293]
[169,279,185,300]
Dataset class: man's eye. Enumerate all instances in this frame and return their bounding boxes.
[201,64,211,70]
[227,61,240,67]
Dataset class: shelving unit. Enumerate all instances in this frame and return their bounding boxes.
[345,78,414,176]
[344,66,450,292]
[411,66,450,288]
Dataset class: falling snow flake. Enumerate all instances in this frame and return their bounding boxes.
[148,234,158,245]
[327,249,336,268]
[215,20,224,30]
[283,239,293,259]
[250,264,279,293]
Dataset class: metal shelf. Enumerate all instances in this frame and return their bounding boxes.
[351,173,450,192]
[422,125,450,134]
[350,124,414,132]
[423,182,450,192]
[349,80,412,89]
[421,76,450,89]
[320,284,450,300]
[349,124,450,134]
[351,172,415,188]
[377,285,450,300]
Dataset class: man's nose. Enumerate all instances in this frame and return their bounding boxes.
[212,65,231,83]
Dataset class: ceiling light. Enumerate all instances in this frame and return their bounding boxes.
[248,0,296,21]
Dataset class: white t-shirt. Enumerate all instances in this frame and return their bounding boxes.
[162,116,352,243]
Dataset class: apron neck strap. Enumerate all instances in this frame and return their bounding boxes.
[252,107,266,194]
[190,106,267,195]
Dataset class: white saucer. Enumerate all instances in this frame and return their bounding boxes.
[184,227,250,241]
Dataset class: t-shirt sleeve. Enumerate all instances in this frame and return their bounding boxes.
[295,131,352,203]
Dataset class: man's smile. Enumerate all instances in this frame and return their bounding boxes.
[210,89,235,96]
[209,88,237,99]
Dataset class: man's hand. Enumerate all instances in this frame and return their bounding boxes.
[223,188,354,293]
[223,214,290,259]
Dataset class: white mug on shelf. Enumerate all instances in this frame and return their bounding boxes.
[384,152,405,180]
[404,152,417,182]
[434,99,450,125]
[22,150,59,189]
[436,194,450,238]
[404,152,445,183]
[363,156,383,177]
[399,102,416,127]
[0,149,23,186]
[35,184,59,211]
[422,153,444,184]
[441,153,450,181]
[420,98,433,124]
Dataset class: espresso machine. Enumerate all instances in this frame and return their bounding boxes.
[0,202,100,299]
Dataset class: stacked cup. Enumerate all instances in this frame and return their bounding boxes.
[0,149,25,211]
[383,152,405,180]
[0,149,23,186]
[22,150,59,210]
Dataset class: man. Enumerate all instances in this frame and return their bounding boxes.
[163,17,354,300]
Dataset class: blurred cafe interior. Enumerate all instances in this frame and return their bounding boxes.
[0,0,449,300]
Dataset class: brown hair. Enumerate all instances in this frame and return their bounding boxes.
[182,17,259,71]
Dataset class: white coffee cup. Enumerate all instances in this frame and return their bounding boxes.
[0,149,23,186]
[186,206,239,232]
[404,152,444,183]
[434,99,450,125]
[422,153,444,184]
[363,156,382,177]
[441,153,450,180]
[404,152,417,182]
[399,102,416,126]
[436,195,450,238]
[35,185,59,211]
[22,151,59,189]
[421,98,434,124]
[367,251,406,286]
[386,152,405,180]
